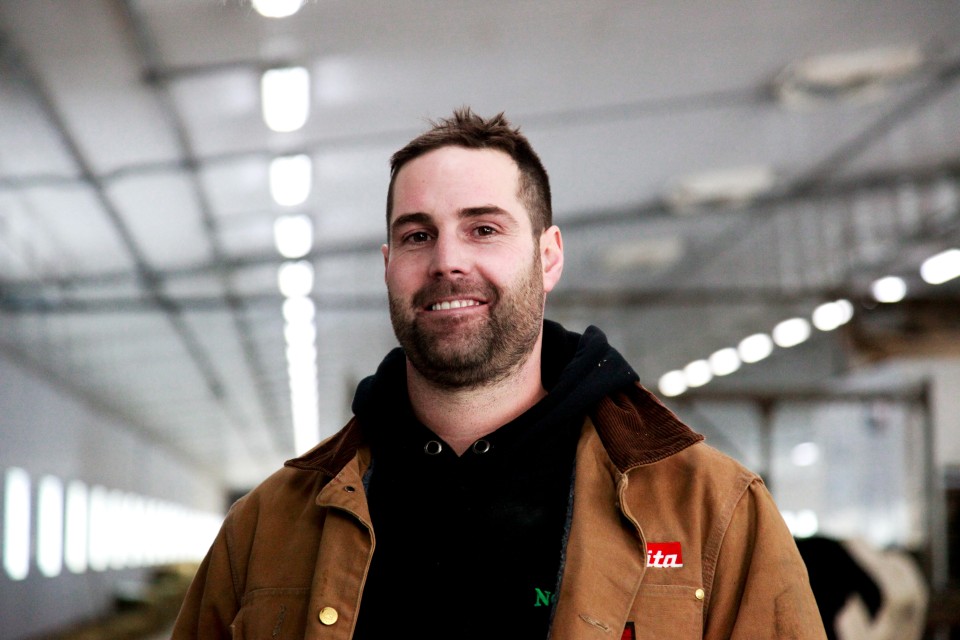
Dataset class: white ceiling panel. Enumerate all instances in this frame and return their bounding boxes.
[228,262,284,296]
[107,171,214,269]
[0,79,78,179]
[216,210,277,261]
[3,184,134,279]
[201,156,273,219]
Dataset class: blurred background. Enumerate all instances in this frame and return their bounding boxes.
[0,0,958,638]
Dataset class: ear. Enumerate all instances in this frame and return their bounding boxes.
[539,225,564,293]
[381,243,390,282]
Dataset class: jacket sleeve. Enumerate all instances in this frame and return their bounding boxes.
[704,478,827,639]
[171,516,242,639]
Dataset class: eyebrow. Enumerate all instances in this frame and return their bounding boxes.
[389,206,514,235]
[390,212,433,235]
[459,205,510,219]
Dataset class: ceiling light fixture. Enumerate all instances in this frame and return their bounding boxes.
[683,360,713,388]
[64,481,88,575]
[282,296,315,325]
[775,44,925,107]
[708,348,741,377]
[261,66,310,132]
[667,165,776,212]
[286,341,317,364]
[286,353,316,375]
[284,321,316,348]
[812,299,854,331]
[269,154,313,206]
[291,393,320,454]
[738,333,774,364]
[602,237,684,272]
[920,248,960,285]
[283,289,319,453]
[277,260,314,298]
[790,442,821,467]
[871,276,907,303]
[3,468,31,580]
[772,317,811,348]
[658,370,688,398]
[37,476,64,578]
[792,510,820,539]
[252,0,304,18]
[274,214,314,259]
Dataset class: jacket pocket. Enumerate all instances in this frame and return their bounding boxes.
[231,587,309,639]
[631,583,703,640]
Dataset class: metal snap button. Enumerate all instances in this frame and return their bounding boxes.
[318,606,339,625]
[424,440,443,455]
[471,439,491,454]
[695,588,705,601]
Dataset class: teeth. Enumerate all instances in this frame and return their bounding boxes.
[431,300,480,311]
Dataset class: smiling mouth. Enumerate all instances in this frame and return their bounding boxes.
[429,299,483,311]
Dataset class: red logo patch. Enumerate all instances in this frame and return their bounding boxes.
[621,621,636,640]
[646,541,683,567]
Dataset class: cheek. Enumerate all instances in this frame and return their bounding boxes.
[482,257,534,290]
[384,258,418,294]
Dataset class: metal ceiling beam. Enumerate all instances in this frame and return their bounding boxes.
[118,0,287,455]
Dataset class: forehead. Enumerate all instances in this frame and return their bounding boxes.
[390,146,523,219]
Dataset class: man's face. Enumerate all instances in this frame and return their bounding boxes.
[383,146,563,389]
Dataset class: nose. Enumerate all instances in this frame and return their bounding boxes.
[429,233,470,278]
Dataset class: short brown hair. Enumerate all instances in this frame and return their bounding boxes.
[386,107,552,237]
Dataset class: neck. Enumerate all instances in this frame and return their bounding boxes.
[406,337,547,455]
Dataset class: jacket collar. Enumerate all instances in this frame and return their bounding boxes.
[285,382,702,476]
[591,383,703,471]
[286,417,366,477]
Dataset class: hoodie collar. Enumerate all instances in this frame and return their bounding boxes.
[287,320,702,475]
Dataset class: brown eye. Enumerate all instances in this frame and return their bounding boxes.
[407,231,430,243]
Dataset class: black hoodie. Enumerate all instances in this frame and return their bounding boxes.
[351,320,638,639]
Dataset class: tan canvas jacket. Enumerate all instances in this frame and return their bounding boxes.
[173,384,826,639]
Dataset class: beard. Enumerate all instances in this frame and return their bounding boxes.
[388,251,545,390]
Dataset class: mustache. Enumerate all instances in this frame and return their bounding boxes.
[412,279,498,309]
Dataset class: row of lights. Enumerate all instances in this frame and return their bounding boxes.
[2,468,221,581]
[870,248,960,302]
[658,247,960,397]
[254,1,322,454]
[657,299,854,397]
[272,158,320,454]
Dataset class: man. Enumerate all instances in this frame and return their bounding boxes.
[173,109,826,639]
